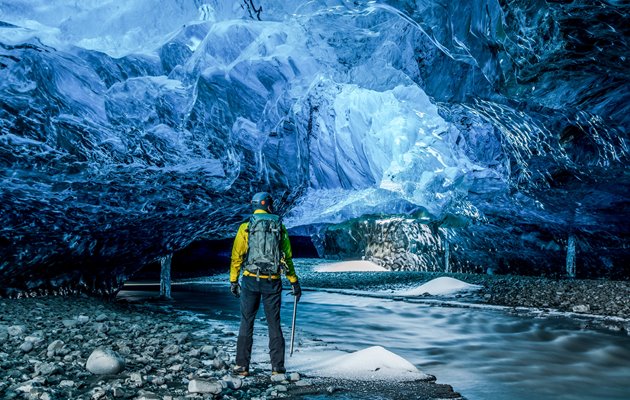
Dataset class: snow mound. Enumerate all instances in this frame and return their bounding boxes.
[397,277,482,296]
[314,260,387,272]
[297,346,428,381]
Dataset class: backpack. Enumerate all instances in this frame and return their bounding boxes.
[244,213,283,276]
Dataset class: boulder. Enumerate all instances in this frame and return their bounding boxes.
[86,348,126,375]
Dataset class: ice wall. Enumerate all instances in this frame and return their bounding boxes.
[0,0,628,295]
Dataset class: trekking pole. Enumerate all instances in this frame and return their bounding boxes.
[289,293,298,357]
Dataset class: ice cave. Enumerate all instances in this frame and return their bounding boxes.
[1,2,629,399]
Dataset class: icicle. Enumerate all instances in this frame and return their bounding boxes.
[160,254,173,299]
[566,234,576,278]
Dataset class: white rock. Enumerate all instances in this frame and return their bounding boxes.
[271,373,286,383]
[188,379,223,394]
[47,340,64,353]
[62,319,79,328]
[94,323,109,333]
[24,336,43,345]
[212,357,228,370]
[19,341,33,353]
[35,362,60,376]
[200,345,217,356]
[16,383,34,393]
[222,375,243,390]
[129,372,143,385]
[77,315,90,323]
[162,344,179,355]
[173,332,189,343]
[289,372,300,381]
[573,304,590,313]
[7,325,26,336]
[275,384,288,392]
[86,348,125,375]
[168,364,182,372]
[95,314,108,322]
[59,380,75,388]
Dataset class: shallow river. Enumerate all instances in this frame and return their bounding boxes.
[120,273,630,400]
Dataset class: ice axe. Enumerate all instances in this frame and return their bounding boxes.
[289,292,298,357]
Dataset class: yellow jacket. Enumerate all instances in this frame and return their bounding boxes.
[230,209,298,283]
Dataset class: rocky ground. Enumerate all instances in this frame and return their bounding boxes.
[0,296,463,400]
[468,274,630,319]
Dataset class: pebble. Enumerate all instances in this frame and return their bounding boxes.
[24,335,44,345]
[129,372,143,386]
[19,341,33,353]
[47,340,64,356]
[573,305,590,313]
[222,375,243,390]
[95,314,109,322]
[212,357,227,370]
[162,344,179,355]
[275,384,288,392]
[35,362,61,376]
[7,325,26,336]
[173,332,189,344]
[200,345,217,357]
[270,373,286,383]
[86,348,126,375]
[62,319,79,328]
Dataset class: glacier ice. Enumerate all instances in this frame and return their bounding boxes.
[0,0,628,294]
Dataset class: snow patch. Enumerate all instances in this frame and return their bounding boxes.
[397,277,482,296]
[314,260,387,272]
[289,346,428,381]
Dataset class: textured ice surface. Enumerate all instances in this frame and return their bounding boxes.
[0,0,628,294]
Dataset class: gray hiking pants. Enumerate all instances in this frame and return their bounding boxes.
[236,276,285,371]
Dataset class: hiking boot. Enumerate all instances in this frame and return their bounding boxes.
[271,366,286,375]
[232,365,249,377]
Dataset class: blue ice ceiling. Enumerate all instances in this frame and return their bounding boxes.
[0,0,628,294]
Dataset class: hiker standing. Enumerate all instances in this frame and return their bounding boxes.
[229,192,301,376]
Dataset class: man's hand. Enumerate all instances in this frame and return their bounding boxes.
[291,281,302,302]
[230,281,241,298]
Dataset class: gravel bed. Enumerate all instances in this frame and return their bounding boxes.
[0,296,463,400]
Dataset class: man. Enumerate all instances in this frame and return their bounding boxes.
[229,192,301,377]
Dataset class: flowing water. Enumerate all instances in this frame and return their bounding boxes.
[120,264,630,400]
